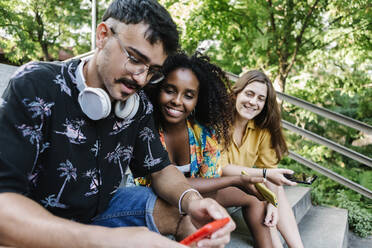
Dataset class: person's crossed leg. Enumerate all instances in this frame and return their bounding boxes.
[91,186,196,241]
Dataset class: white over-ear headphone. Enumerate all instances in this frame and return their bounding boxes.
[75,60,139,121]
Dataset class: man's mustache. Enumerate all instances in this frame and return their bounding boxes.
[115,78,141,91]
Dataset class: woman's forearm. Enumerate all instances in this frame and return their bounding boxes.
[222,164,295,186]
[186,176,240,194]
[222,164,265,177]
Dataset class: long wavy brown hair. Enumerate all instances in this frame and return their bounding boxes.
[231,70,288,161]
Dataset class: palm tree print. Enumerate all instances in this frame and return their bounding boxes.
[23,98,54,125]
[41,194,67,208]
[145,101,153,115]
[53,160,77,207]
[28,163,43,187]
[105,143,133,179]
[16,124,43,170]
[40,142,50,153]
[138,91,153,121]
[138,91,153,116]
[67,63,77,84]
[90,140,100,157]
[55,118,87,144]
[83,168,101,197]
[41,159,77,209]
[41,194,67,209]
[11,62,40,79]
[54,74,71,96]
[17,97,54,174]
[53,64,72,96]
[139,127,162,168]
[110,119,134,135]
[17,124,42,144]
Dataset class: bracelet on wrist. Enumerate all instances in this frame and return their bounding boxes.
[263,168,267,179]
[178,188,202,215]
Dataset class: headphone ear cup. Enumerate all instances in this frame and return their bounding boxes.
[115,93,140,119]
[78,88,111,120]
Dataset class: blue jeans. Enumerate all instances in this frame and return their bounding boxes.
[91,186,159,233]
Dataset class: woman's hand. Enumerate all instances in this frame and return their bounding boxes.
[238,175,265,201]
[266,168,297,186]
[263,203,279,227]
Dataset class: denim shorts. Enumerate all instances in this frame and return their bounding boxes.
[91,186,159,233]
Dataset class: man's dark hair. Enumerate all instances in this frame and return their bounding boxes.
[103,0,179,55]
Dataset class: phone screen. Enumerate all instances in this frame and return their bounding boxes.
[285,172,317,184]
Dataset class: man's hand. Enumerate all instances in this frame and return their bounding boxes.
[184,197,236,248]
[266,169,297,186]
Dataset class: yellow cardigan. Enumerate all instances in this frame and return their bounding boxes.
[219,120,278,169]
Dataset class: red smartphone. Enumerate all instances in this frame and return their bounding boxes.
[180,217,230,246]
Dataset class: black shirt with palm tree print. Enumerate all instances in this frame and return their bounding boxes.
[0,59,170,223]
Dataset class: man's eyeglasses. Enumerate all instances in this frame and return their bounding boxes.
[110,27,164,84]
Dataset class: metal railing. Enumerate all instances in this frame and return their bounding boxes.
[276,91,372,135]
[282,120,372,168]
[226,71,372,199]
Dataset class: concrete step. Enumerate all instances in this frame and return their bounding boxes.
[227,186,312,247]
[298,206,348,248]
[227,186,349,248]
[229,186,311,236]
[227,206,349,248]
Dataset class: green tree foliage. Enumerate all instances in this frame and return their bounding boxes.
[163,0,370,94]
[281,37,372,236]
[0,0,110,64]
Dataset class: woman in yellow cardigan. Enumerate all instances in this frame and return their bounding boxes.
[220,70,303,248]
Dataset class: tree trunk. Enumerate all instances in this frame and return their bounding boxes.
[273,73,286,94]
[40,42,52,61]
[274,60,289,107]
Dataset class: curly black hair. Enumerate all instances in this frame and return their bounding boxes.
[145,51,234,148]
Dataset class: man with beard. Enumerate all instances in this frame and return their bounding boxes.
[0,1,235,247]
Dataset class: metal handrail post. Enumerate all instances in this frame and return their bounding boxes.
[91,0,97,50]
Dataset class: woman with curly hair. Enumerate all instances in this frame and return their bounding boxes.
[143,51,235,180]
[220,70,303,248]
[136,53,296,242]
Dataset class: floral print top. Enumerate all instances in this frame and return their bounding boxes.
[0,59,170,223]
[135,119,221,186]
[182,119,222,178]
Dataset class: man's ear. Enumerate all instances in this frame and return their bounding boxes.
[96,23,110,49]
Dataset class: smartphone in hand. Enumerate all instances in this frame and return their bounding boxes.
[180,217,230,246]
[255,183,278,207]
[241,171,278,207]
[285,172,317,184]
